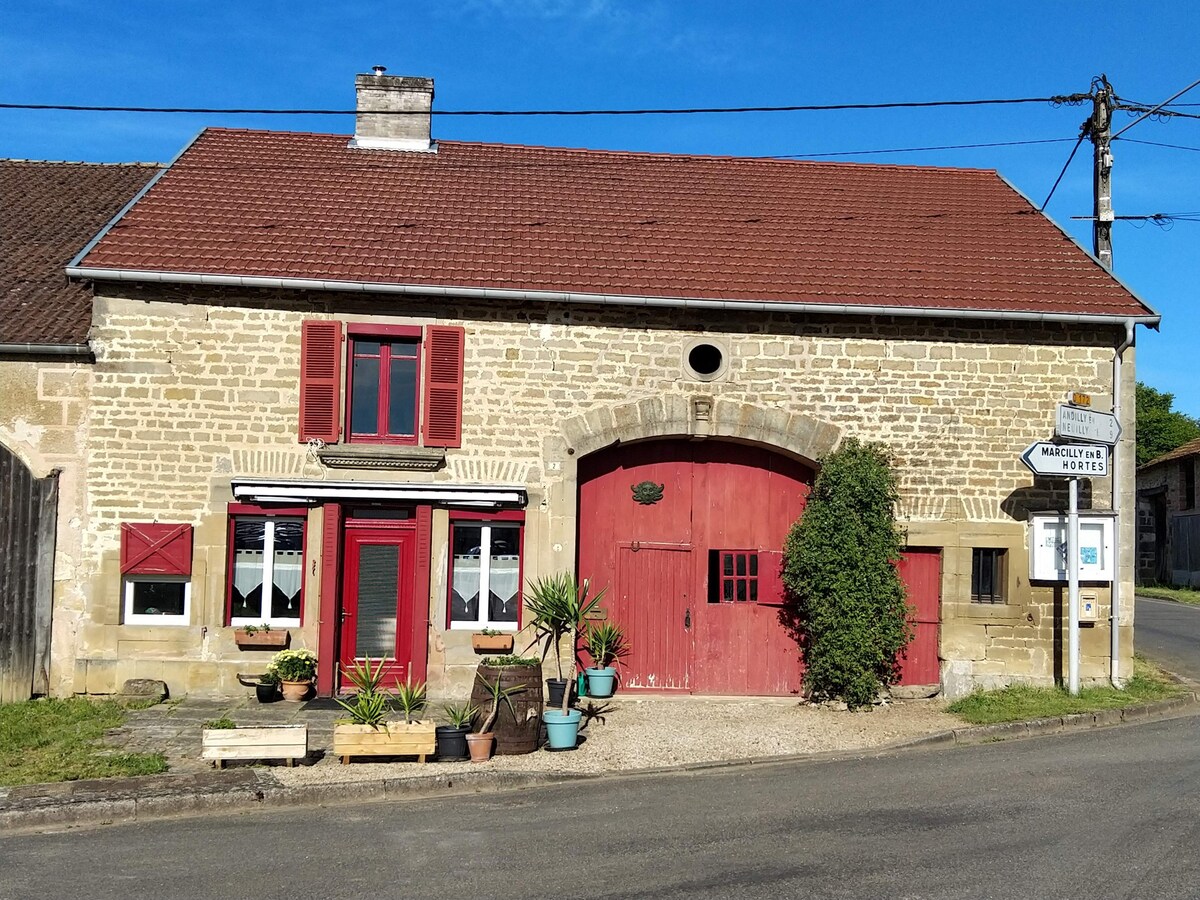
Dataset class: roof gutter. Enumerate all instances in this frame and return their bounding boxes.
[63,267,1163,328]
[0,342,93,359]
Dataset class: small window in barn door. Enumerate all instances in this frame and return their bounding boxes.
[707,549,786,605]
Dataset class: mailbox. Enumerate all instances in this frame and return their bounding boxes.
[1028,512,1116,583]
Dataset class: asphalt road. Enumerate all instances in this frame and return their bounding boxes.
[4,714,1200,900]
[1135,595,1200,682]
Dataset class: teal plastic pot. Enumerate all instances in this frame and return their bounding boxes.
[542,708,582,750]
[584,667,617,698]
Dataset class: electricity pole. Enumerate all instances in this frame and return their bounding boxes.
[1089,76,1114,271]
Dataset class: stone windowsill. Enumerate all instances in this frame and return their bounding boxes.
[316,444,446,471]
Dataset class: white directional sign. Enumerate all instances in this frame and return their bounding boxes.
[1021,442,1109,477]
[1055,404,1121,445]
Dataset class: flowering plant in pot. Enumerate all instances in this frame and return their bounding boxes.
[266,648,317,701]
[583,620,629,699]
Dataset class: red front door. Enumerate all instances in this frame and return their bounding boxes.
[340,522,417,690]
[896,548,942,685]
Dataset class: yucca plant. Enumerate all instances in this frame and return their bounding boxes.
[474,671,526,734]
[442,701,479,729]
[524,572,607,682]
[584,621,629,669]
[334,690,391,728]
[393,677,428,725]
[340,657,389,695]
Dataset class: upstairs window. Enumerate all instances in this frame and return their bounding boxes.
[228,513,306,626]
[299,320,464,448]
[348,333,421,443]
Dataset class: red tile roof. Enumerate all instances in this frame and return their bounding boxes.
[75,128,1154,320]
[1,160,160,345]
[1140,437,1200,470]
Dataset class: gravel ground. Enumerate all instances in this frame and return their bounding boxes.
[270,695,961,787]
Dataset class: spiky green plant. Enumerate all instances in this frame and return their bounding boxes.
[334,690,391,728]
[524,572,607,686]
[584,620,629,669]
[393,677,428,725]
[474,671,526,734]
[442,701,479,729]
[340,657,389,695]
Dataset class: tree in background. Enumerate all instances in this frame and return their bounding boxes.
[781,438,912,710]
[1137,382,1200,467]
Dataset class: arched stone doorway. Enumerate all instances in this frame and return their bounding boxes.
[0,443,58,701]
[578,437,816,695]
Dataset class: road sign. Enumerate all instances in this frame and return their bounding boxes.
[1021,442,1109,477]
[1055,404,1121,445]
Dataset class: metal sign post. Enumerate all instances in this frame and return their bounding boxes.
[1022,440,1109,696]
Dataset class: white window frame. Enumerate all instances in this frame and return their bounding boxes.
[229,516,305,628]
[123,576,192,626]
[448,521,521,631]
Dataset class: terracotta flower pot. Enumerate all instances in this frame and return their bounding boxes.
[465,731,494,763]
[280,679,312,702]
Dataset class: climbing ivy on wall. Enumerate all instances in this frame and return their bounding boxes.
[782,438,913,710]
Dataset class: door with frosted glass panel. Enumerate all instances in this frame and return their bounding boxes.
[339,526,416,690]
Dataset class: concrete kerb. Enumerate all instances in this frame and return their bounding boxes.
[4,692,1197,835]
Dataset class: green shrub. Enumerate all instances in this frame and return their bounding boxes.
[782,438,913,709]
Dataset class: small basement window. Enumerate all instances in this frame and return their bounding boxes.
[971,548,1007,604]
[123,576,191,626]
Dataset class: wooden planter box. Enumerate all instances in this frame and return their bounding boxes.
[201,724,308,767]
[233,628,289,650]
[333,721,437,764]
[471,633,514,654]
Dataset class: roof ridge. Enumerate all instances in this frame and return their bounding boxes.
[197,127,999,175]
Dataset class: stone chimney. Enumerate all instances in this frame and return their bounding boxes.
[349,66,435,152]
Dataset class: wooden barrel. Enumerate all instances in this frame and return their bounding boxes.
[470,663,544,755]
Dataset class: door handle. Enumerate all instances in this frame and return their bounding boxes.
[684,608,691,630]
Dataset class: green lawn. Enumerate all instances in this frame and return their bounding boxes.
[1136,585,1200,606]
[947,659,1185,725]
[0,698,168,787]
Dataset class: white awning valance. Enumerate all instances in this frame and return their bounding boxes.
[231,478,527,508]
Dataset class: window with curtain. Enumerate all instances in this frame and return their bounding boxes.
[448,520,522,629]
[228,516,305,626]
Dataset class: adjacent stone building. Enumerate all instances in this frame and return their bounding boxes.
[0,159,160,701]
[1137,438,1200,587]
[31,70,1158,701]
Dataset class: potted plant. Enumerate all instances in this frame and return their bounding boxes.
[436,701,478,761]
[524,572,606,710]
[583,620,629,699]
[466,670,526,763]
[469,655,543,754]
[471,627,515,654]
[200,716,308,768]
[266,648,318,701]
[233,622,289,650]
[330,661,437,764]
[255,670,280,703]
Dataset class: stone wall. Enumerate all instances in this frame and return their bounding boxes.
[65,284,1133,698]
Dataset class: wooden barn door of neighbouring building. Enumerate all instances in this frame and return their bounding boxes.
[895,548,942,686]
[0,444,58,702]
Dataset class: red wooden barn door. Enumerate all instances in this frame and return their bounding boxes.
[613,543,693,691]
[896,548,941,685]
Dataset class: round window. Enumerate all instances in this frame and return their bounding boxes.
[683,340,728,381]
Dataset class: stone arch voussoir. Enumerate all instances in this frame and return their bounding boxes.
[560,396,842,466]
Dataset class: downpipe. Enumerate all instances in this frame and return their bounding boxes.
[1111,319,1135,686]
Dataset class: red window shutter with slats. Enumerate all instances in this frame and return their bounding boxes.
[299,320,342,443]
[120,523,193,575]
[756,550,786,606]
[422,325,465,448]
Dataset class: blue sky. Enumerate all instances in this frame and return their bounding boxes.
[5,1,1199,416]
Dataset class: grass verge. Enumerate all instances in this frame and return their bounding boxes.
[0,698,168,787]
[1136,585,1200,606]
[947,658,1186,725]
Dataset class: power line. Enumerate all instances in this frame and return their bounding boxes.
[776,137,1076,159]
[1115,136,1200,153]
[0,94,1086,117]
[1112,77,1200,137]
[1039,132,1088,211]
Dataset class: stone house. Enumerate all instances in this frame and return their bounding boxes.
[1137,438,1200,587]
[44,70,1158,702]
[0,159,160,701]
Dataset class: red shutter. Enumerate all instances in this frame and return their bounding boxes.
[422,325,465,448]
[316,502,342,698]
[299,320,342,443]
[756,549,786,605]
[120,523,193,576]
